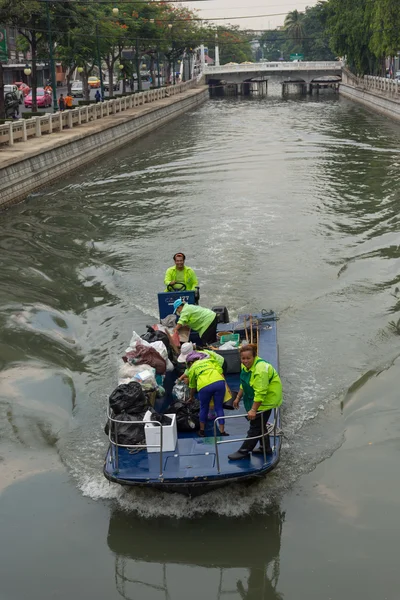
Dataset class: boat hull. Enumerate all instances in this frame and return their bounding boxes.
[103,455,280,497]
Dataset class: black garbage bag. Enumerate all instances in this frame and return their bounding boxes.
[109,381,149,415]
[169,400,200,432]
[147,407,172,426]
[105,408,172,446]
[105,410,147,446]
[141,326,170,350]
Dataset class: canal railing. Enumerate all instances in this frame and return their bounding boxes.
[342,68,400,98]
[0,79,198,148]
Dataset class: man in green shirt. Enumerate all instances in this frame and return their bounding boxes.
[173,299,218,346]
[164,253,198,291]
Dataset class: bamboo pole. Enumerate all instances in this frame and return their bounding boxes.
[244,316,249,342]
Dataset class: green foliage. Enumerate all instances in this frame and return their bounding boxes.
[370,0,400,59]
[326,0,376,74]
[284,10,305,46]
[207,26,253,65]
[259,3,335,62]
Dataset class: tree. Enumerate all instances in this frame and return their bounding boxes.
[207,25,253,65]
[259,30,285,62]
[284,10,305,48]
[370,0,400,70]
[300,2,335,61]
[327,0,376,74]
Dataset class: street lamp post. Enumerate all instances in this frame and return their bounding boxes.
[96,24,105,101]
[45,0,58,112]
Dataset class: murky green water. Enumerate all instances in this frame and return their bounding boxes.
[1,92,400,599]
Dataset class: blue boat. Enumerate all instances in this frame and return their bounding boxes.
[103,291,282,497]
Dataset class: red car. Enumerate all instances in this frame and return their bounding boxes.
[24,87,52,108]
[14,81,31,97]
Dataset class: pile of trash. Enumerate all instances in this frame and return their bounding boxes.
[105,381,172,446]
[106,324,201,447]
[105,326,177,447]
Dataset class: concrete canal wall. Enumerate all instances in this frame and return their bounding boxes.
[340,69,400,122]
[0,84,208,210]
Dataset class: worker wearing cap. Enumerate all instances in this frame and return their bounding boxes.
[178,342,226,376]
[164,253,198,292]
[173,299,218,347]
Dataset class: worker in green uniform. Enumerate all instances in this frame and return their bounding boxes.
[164,253,198,291]
[228,344,282,460]
[186,351,228,437]
[173,299,218,347]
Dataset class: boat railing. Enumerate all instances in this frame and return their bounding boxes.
[213,408,281,474]
[107,407,164,478]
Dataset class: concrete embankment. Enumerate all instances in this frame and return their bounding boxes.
[0,85,208,209]
[340,70,400,123]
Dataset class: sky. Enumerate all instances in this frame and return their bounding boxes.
[184,0,320,31]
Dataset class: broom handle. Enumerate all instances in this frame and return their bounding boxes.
[244,316,249,342]
[256,320,259,354]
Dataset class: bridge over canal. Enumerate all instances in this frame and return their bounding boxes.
[203,61,343,96]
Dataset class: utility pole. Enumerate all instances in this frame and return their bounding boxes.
[157,50,161,88]
[136,38,142,92]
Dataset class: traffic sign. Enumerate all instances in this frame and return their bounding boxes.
[290,53,304,61]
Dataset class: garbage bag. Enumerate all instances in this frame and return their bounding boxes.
[172,380,191,403]
[161,315,177,329]
[118,363,156,381]
[109,381,150,414]
[141,326,171,351]
[105,407,172,446]
[106,411,146,446]
[129,330,151,349]
[123,344,167,375]
[168,399,200,432]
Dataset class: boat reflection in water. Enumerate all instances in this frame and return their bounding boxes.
[107,507,284,600]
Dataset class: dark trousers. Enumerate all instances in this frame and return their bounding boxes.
[200,316,218,346]
[240,410,272,452]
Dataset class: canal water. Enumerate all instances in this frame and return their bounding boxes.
[1,91,400,599]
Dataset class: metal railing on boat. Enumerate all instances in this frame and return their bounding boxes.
[213,408,281,474]
[106,406,282,479]
[107,407,164,478]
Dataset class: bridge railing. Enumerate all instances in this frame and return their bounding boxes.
[204,61,344,74]
[342,68,400,98]
[0,79,198,148]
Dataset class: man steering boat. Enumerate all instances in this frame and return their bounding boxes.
[164,253,198,292]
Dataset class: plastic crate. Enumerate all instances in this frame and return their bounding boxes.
[219,333,240,346]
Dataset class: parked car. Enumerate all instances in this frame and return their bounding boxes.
[88,76,100,88]
[4,83,23,104]
[103,79,119,91]
[14,81,31,97]
[4,91,20,118]
[24,87,52,108]
[71,80,84,98]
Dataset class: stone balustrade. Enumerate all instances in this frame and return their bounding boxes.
[342,69,400,97]
[0,79,197,148]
